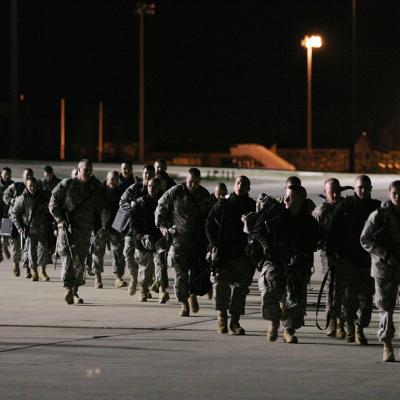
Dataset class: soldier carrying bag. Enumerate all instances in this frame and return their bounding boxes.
[111,208,130,234]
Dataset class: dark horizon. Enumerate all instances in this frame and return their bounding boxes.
[2,0,400,160]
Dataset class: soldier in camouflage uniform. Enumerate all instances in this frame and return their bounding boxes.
[328,175,380,345]
[154,159,176,192]
[131,178,169,303]
[120,165,155,295]
[119,162,140,192]
[360,180,400,362]
[312,178,346,338]
[155,168,213,317]
[49,159,101,305]
[41,165,61,192]
[11,177,51,282]
[3,168,34,277]
[206,176,256,335]
[92,171,125,289]
[0,167,14,264]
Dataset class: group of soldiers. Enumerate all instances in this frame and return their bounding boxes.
[1,160,400,363]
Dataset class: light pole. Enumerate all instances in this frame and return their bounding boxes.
[301,35,322,151]
[135,1,155,163]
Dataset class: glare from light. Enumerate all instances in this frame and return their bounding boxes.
[301,35,322,49]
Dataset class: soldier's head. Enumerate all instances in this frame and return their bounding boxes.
[324,177,341,205]
[234,176,250,197]
[25,177,38,195]
[354,175,372,200]
[142,165,155,185]
[147,177,162,199]
[43,165,55,182]
[77,159,92,183]
[285,185,307,215]
[120,162,132,178]
[22,168,34,184]
[1,167,11,182]
[214,182,227,199]
[106,171,119,189]
[154,159,167,174]
[71,167,78,178]
[389,180,400,210]
[186,168,201,192]
[285,176,301,189]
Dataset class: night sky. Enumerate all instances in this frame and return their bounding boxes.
[2,0,400,159]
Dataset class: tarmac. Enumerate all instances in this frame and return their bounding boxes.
[0,253,400,400]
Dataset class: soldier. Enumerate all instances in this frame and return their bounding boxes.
[312,178,345,338]
[120,165,156,295]
[119,162,140,192]
[130,177,169,303]
[0,167,14,263]
[49,159,101,305]
[328,175,380,344]
[206,176,256,335]
[278,176,316,213]
[3,168,34,277]
[154,159,176,192]
[42,165,61,192]
[11,177,51,282]
[210,182,228,204]
[258,185,319,343]
[155,168,212,317]
[92,171,125,289]
[360,180,400,362]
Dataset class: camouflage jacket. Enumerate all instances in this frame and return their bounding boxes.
[41,176,61,192]
[0,178,14,217]
[119,182,148,211]
[3,182,26,215]
[155,183,212,244]
[48,177,102,228]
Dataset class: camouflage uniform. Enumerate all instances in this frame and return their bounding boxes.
[155,183,212,302]
[119,182,148,278]
[11,188,51,269]
[131,194,168,291]
[205,193,256,317]
[49,177,101,288]
[329,194,380,330]
[312,199,345,322]
[3,182,27,265]
[41,176,61,192]
[360,201,400,343]
[92,184,125,275]
[0,177,14,262]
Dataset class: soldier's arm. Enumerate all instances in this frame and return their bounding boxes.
[155,187,175,232]
[10,195,25,232]
[205,202,222,247]
[119,185,134,211]
[3,184,16,207]
[48,180,67,224]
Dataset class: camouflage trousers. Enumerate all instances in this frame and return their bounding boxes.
[57,225,92,288]
[25,231,49,268]
[135,249,168,289]
[92,229,125,276]
[374,277,400,343]
[259,260,309,330]
[335,259,374,328]
[123,236,139,278]
[210,254,253,316]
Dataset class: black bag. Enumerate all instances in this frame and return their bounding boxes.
[111,209,130,234]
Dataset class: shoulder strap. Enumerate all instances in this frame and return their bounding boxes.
[316,266,335,330]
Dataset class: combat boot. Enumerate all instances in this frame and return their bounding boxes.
[282,328,298,343]
[158,286,169,304]
[39,266,50,281]
[73,287,84,304]
[345,320,355,343]
[267,320,280,342]
[94,273,103,289]
[64,287,74,305]
[217,310,228,334]
[383,341,395,362]
[229,315,245,335]
[188,294,199,313]
[25,267,32,279]
[31,267,39,282]
[128,275,137,296]
[115,275,127,288]
[179,300,190,317]
[13,262,20,277]
[139,286,147,302]
[336,318,346,339]
[326,319,337,337]
[355,325,368,345]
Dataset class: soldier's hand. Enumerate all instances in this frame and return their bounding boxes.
[160,227,168,237]
[18,228,24,235]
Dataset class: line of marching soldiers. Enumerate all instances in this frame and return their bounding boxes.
[1,161,400,362]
